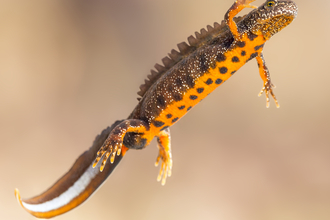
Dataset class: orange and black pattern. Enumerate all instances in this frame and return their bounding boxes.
[15,0,298,218]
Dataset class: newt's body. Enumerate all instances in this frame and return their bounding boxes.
[15,0,298,218]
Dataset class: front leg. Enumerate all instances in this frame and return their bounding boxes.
[225,0,257,40]
[256,53,280,108]
[93,119,150,171]
[155,128,172,185]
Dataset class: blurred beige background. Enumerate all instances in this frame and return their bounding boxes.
[1,0,329,219]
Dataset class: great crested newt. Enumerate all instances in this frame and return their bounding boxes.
[15,0,298,218]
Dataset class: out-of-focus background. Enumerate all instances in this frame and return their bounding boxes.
[1,0,329,219]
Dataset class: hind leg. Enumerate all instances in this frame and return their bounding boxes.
[155,128,172,185]
[93,119,150,171]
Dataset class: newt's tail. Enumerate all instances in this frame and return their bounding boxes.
[15,120,127,218]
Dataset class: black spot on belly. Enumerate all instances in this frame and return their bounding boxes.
[237,41,246,48]
[153,120,165,127]
[190,95,198,100]
[186,75,195,88]
[232,56,240,63]
[219,67,228,74]
[197,88,204,93]
[156,96,166,108]
[187,106,192,111]
[172,117,179,123]
[173,93,183,101]
[205,78,213,85]
[241,51,246,56]
[254,44,264,51]
[231,70,236,75]
[160,126,169,131]
[215,78,223,84]
[166,114,172,119]
[248,33,258,41]
[178,105,185,110]
[248,52,258,61]
[216,53,226,62]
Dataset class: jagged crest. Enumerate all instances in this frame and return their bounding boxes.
[137,16,244,100]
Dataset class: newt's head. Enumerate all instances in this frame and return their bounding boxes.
[242,0,298,39]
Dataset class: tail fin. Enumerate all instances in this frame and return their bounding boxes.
[15,120,128,218]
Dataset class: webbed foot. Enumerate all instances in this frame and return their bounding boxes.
[258,80,280,108]
[237,0,257,9]
[92,119,149,171]
[155,145,172,186]
[155,128,172,185]
[93,139,123,171]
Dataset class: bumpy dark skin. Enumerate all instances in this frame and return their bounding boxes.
[15,1,297,218]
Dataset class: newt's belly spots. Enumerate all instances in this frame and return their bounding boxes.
[149,34,266,134]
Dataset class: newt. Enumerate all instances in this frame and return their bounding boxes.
[15,0,298,218]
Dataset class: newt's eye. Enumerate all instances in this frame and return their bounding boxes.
[267,1,275,7]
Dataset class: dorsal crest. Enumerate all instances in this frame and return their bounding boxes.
[137,16,245,100]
